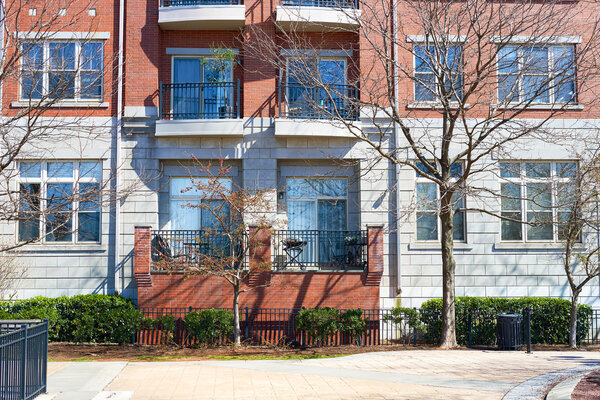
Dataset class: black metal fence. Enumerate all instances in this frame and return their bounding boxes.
[272,230,367,271]
[0,320,48,400]
[137,307,422,346]
[151,229,244,271]
[278,83,359,120]
[137,306,600,348]
[161,0,242,6]
[159,81,241,120]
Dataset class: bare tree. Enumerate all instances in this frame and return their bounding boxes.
[552,151,600,348]
[154,159,276,346]
[246,0,600,347]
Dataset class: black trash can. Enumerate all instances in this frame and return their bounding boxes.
[496,313,522,350]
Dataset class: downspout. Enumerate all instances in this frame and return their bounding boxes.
[392,0,402,296]
[114,0,125,294]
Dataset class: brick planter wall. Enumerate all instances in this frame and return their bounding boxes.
[134,226,383,309]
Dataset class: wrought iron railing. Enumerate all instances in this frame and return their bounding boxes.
[159,81,241,120]
[281,0,357,8]
[273,230,367,270]
[278,83,359,120]
[151,229,244,270]
[161,0,242,6]
[0,320,48,400]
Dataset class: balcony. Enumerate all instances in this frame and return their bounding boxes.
[273,230,367,271]
[158,0,246,30]
[276,0,361,32]
[275,83,360,137]
[155,81,243,136]
[151,229,243,271]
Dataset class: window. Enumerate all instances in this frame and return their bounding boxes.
[21,41,104,101]
[285,57,354,119]
[286,177,348,264]
[498,45,575,104]
[499,161,577,241]
[415,162,465,241]
[171,57,233,119]
[169,177,232,231]
[18,161,102,243]
[414,45,463,102]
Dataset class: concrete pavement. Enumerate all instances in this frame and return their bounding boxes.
[42,350,600,399]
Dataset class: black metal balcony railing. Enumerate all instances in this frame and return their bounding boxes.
[278,83,359,120]
[273,230,367,271]
[281,0,357,8]
[159,81,241,120]
[161,0,242,6]
[151,230,244,270]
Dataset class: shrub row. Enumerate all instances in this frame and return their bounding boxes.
[0,294,143,343]
[295,307,366,344]
[418,297,593,345]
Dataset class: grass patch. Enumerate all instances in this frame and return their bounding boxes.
[136,355,194,361]
[69,356,97,362]
[206,354,347,361]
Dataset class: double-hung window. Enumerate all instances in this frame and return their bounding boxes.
[286,57,351,119]
[415,162,465,241]
[18,161,102,243]
[171,57,233,119]
[500,161,577,242]
[21,41,104,101]
[286,178,348,264]
[414,45,463,102]
[497,45,575,104]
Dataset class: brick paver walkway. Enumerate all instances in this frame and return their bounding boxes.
[45,350,600,399]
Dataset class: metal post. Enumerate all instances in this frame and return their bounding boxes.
[278,82,282,118]
[20,324,27,400]
[159,82,163,120]
[236,80,241,118]
[245,307,249,340]
[468,314,472,346]
[42,319,48,393]
[525,307,532,353]
[413,307,417,346]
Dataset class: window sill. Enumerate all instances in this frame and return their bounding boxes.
[15,243,106,252]
[409,242,473,251]
[11,101,109,109]
[493,242,579,250]
[493,103,584,111]
[407,102,469,110]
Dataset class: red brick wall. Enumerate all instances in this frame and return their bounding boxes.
[135,226,382,310]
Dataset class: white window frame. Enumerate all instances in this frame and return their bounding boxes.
[168,176,233,231]
[496,44,577,105]
[499,160,577,243]
[415,162,466,242]
[19,40,104,102]
[285,177,349,230]
[413,44,463,103]
[17,160,102,244]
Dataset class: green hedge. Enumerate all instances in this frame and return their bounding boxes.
[0,294,143,343]
[184,309,234,345]
[420,297,593,345]
[296,307,366,345]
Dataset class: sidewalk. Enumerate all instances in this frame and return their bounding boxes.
[44,350,600,399]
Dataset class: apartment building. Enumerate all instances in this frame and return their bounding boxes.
[7,0,600,309]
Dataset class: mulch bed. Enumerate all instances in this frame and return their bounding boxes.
[48,342,600,362]
[571,368,600,400]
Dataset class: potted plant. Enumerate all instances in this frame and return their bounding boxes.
[203,47,237,119]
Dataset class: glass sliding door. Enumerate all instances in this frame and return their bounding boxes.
[173,58,202,119]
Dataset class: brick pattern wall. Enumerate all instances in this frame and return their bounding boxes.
[134,226,381,309]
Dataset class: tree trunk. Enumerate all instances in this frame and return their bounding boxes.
[439,202,458,348]
[232,281,241,346]
[569,290,580,349]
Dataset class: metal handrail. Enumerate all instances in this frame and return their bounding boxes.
[159,81,241,120]
[161,0,242,6]
[281,0,357,8]
[278,83,359,120]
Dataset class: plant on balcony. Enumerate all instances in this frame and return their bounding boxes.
[203,47,238,119]
[161,159,278,346]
